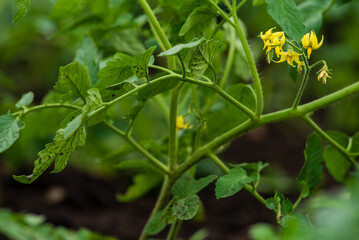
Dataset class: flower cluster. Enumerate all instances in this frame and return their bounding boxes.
[261,27,330,83]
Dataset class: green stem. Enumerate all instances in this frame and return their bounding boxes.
[138,0,175,69]
[285,40,303,53]
[208,153,230,173]
[232,0,263,116]
[166,219,182,240]
[178,80,359,176]
[169,85,182,170]
[291,193,303,214]
[302,115,359,169]
[206,0,236,28]
[12,103,82,117]
[88,73,255,120]
[210,0,248,39]
[203,25,236,114]
[212,84,257,120]
[103,121,170,175]
[207,153,269,210]
[309,60,326,70]
[139,176,174,240]
[292,56,310,109]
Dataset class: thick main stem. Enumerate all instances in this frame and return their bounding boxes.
[139,176,174,240]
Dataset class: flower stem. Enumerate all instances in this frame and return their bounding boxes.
[292,56,310,109]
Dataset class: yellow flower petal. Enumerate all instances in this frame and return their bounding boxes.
[302,33,310,48]
[307,47,312,59]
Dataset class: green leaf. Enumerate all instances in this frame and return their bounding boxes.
[145,210,166,235]
[75,36,99,86]
[0,209,117,240]
[237,161,269,173]
[54,61,92,102]
[13,124,86,184]
[96,53,134,88]
[13,0,32,22]
[189,39,221,80]
[215,167,256,199]
[350,132,359,153]
[132,46,156,81]
[279,213,309,228]
[172,195,200,220]
[323,131,351,182]
[189,228,210,240]
[265,198,276,210]
[117,173,162,202]
[179,5,217,36]
[266,0,306,42]
[137,74,179,101]
[253,0,266,6]
[298,0,333,33]
[84,87,104,126]
[265,192,293,217]
[158,38,205,57]
[15,91,34,109]
[297,133,323,197]
[161,197,180,224]
[50,0,87,19]
[172,173,217,198]
[0,114,25,153]
[63,114,82,139]
[274,190,293,216]
[249,223,279,240]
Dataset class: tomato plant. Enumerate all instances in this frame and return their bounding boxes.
[1,0,359,239]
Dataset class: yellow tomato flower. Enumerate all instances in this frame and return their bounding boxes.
[276,49,303,67]
[260,27,284,42]
[301,30,324,59]
[176,115,192,131]
[261,27,285,58]
[264,35,286,57]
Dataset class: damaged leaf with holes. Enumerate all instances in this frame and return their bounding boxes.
[13,124,86,184]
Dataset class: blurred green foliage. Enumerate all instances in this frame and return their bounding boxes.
[0,208,117,240]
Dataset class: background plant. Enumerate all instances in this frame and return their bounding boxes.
[1,0,359,239]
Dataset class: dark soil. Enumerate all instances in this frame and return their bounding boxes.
[0,122,318,240]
